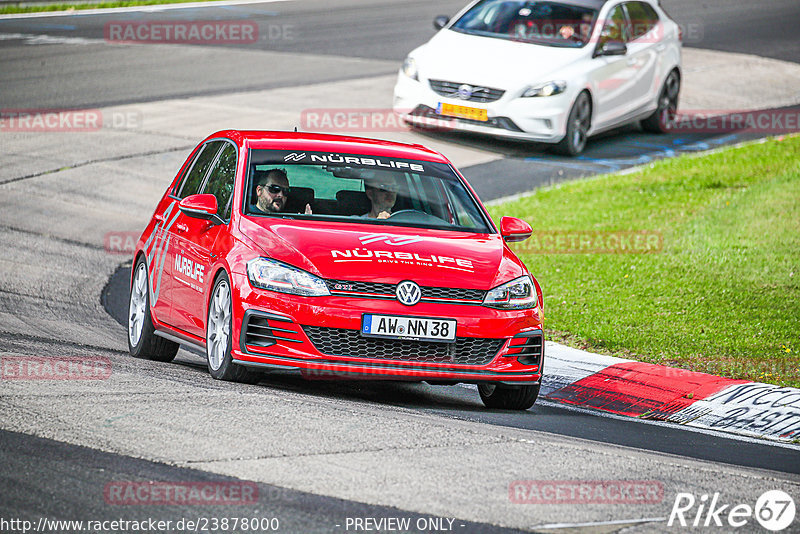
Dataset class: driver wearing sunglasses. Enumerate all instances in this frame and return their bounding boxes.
[253,168,311,214]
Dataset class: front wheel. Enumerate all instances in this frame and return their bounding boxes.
[128,259,179,362]
[554,92,591,156]
[641,70,680,133]
[206,272,259,384]
[478,383,540,410]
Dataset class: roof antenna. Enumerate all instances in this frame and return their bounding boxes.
[294,126,298,132]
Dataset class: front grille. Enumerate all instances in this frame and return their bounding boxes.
[302,326,505,366]
[429,80,505,103]
[325,279,485,303]
[242,311,302,349]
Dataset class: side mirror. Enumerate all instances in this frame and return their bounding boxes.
[433,15,450,30]
[179,194,224,225]
[500,216,532,242]
[594,41,627,57]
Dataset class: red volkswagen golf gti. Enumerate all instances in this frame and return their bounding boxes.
[128,130,544,409]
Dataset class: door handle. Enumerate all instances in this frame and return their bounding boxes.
[175,223,189,233]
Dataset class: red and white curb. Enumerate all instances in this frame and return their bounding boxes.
[541,343,800,444]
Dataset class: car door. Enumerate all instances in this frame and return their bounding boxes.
[589,3,637,128]
[170,141,237,338]
[621,1,661,112]
[161,139,224,333]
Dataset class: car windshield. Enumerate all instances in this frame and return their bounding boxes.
[244,149,493,233]
[451,0,597,47]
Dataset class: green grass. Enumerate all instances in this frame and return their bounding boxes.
[1,0,222,14]
[489,136,800,387]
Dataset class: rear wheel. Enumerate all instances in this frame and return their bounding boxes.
[554,92,591,156]
[206,272,259,384]
[641,69,680,133]
[478,383,540,410]
[128,259,178,362]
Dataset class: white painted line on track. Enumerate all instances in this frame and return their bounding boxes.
[0,0,291,20]
[531,517,667,530]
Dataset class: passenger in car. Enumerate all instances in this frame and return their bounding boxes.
[252,168,311,214]
[362,175,399,219]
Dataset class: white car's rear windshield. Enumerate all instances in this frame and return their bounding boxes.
[244,149,493,233]
[451,0,598,47]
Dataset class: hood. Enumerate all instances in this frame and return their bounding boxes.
[416,29,586,89]
[239,217,525,290]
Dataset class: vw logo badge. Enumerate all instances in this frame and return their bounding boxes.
[396,281,422,306]
[457,84,473,100]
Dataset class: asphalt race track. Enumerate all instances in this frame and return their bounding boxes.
[1,0,800,532]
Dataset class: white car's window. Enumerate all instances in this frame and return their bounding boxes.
[599,4,630,44]
[244,150,493,233]
[624,1,659,41]
[451,0,598,47]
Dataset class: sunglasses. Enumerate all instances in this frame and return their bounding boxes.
[264,184,290,195]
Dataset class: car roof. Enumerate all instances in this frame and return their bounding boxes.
[204,130,450,164]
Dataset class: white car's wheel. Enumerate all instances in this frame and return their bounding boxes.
[554,92,591,156]
[642,69,680,133]
[128,258,178,362]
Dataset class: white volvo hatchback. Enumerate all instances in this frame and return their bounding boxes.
[394,0,682,155]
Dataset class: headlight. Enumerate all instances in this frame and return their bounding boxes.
[402,56,419,81]
[247,258,330,297]
[483,276,538,309]
[521,80,567,97]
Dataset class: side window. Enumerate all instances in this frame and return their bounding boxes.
[625,2,659,41]
[176,141,224,199]
[202,143,237,219]
[599,5,629,45]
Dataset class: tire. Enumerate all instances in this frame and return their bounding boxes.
[128,259,179,362]
[206,271,259,384]
[641,69,680,133]
[554,91,591,156]
[478,383,540,410]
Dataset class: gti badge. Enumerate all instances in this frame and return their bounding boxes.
[457,84,473,100]
[396,280,422,306]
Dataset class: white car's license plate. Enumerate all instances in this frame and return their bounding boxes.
[361,314,456,343]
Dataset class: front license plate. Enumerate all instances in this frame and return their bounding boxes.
[437,102,488,122]
[361,314,457,343]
